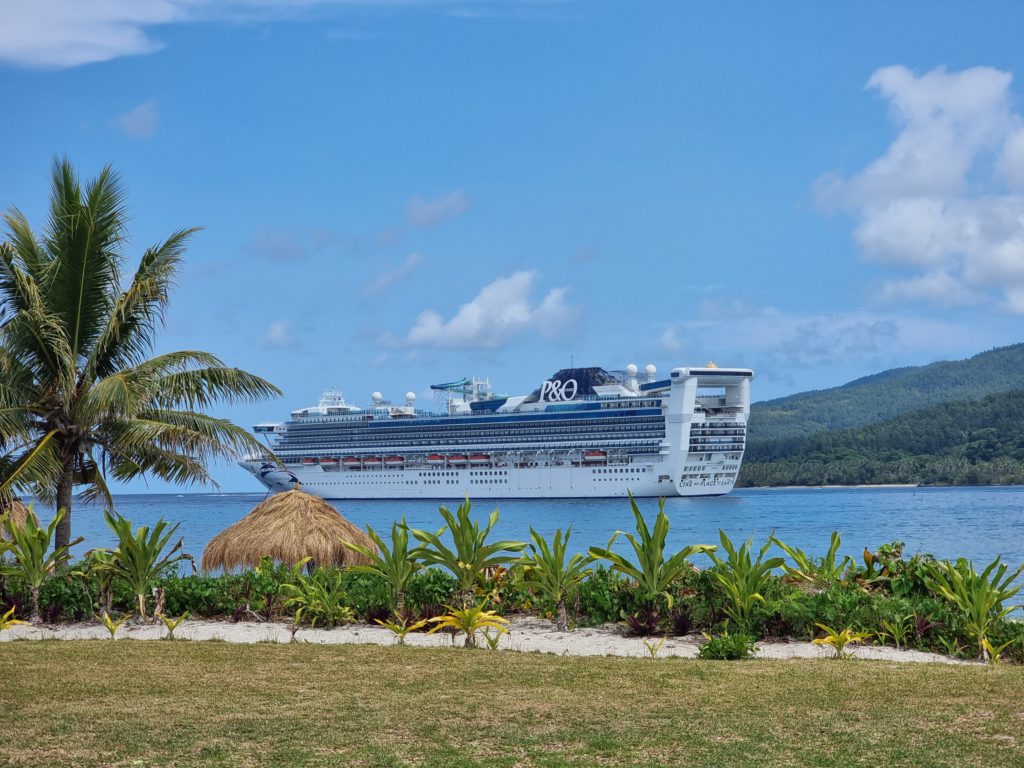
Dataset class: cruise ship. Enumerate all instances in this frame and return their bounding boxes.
[240,363,753,499]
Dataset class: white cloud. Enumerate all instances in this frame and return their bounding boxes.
[0,1,544,69]
[817,64,1024,314]
[263,320,293,348]
[405,190,472,229]
[403,271,576,348]
[116,98,159,138]
[364,252,424,296]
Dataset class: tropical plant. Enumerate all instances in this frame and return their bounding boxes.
[705,531,785,634]
[980,636,1017,665]
[812,623,872,659]
[0,605,26,632]
[0,158,280,548]
[95,510,190,622]
[697,631,757,660]
[426,602,510,648]
[642,636,667,659]
[343,517,420,614]
[588,495,715,609]
[0,507,81,621]
[518,527,593,632]
[925,556,1023,661]
[878,613,913,650]
[157,611,189,640]
[97,609,129,640]
[481,627,504,650]
[771,531,854,587]
[408,500,525,607]
[375,616,429,645]
[279,565,355,628]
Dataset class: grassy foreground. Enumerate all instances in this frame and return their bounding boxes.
[2,642,1022,768]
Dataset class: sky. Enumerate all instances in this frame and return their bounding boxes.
[2,1,1024,492]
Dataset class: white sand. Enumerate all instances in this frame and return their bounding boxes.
[0,615,967,664]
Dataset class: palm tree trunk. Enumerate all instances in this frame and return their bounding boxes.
[556,599,568,633]
[55,461,74,550]
[136,593,148,623]
[30,584,41,623]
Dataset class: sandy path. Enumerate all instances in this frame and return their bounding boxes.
[0,615,967,664]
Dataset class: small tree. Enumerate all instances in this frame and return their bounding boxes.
[343,517,420,615]
[589,494,715,611]
[706,530,785,634]
[0,507,81,621]
[408,499,525,608]
[96,510,189,622]
[519,527,593,632]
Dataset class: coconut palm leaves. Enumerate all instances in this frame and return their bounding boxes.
[0,159,280,547]
[408,499,525,607]
[343,517,420,614]
[926,556,1023,662]
[95,510,190,622]
[588,494,715,608]
[0,507,81,621]
[519,527,593,632]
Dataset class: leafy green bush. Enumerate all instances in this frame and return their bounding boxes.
[404,567,457,619]
[698,632,757,660]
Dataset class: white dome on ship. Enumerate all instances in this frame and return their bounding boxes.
[405,391,416,404]
[626,363,638,375]
[372,391,383,404]
[645,364,657,378]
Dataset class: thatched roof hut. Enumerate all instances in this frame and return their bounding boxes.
[1,499,36,540]
[201,490,377,572]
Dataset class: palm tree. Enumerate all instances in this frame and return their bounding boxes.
[0,159,280,548]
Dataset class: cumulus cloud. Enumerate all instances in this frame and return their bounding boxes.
[817,64,1024,313]
[364,252,424,296]
[116,99,159,137]
[405,190,472,229]
[402,271,576,348]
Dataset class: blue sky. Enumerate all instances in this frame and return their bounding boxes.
[2,1,1024,492]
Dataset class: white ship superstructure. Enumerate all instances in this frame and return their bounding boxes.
[240,364,753,499]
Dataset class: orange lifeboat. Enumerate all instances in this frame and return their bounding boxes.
[448,454,468,466]
[469,454,491,465]
[342,457,360,469]
[426,454,445,465]
[363,456,383,467]
[384,456,404,467]
[302,457,319,466]
[582,450,608,463]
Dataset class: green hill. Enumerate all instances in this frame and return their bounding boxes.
[748,343,1024,448]
[739,389,1024,487]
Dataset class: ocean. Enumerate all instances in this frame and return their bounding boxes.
[31,486,1024,571]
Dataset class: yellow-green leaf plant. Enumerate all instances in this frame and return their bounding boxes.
[0,159,280,550]
[519,527,593,632]
[925,556,1023,662]
[770,531,854,587]
[812,623,872,660]
[706,531,786,634]
[97,610,129,640]
[375,616,428,645]
[408,499,526,608]
[0,506,82,621]
[343,517,420,615]
[157,611,189,640]
[96,510,189,622]
[426,602,510,648]
[1,605,26,632]
[588,494,716,610]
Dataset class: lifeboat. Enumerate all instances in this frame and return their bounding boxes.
[447,454,468,466]
[342,456,361,468]
[302,457,319,466]
[426,454,445,465]
[320,457,339,466]
[469,454,491,465]
[384,455,404,467]
[363,456,383,467]
[582,450,608,463]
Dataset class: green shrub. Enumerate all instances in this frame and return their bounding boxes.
[698,632,757,660]
[339,571,391,621]
[404,567,457,618]
[574,565,631,626]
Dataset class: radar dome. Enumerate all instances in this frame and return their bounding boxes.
[645,364,657,378]
[405,391,416,404]
[372,391,383,404]
[626,363,638,375]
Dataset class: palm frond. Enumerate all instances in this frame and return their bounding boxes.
[154,366,282,409]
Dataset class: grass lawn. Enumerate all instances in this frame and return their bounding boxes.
[1,641,1022,768]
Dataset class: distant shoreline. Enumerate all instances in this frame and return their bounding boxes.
[745,483,920,490]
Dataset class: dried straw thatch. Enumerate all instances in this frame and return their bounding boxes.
[1,499,36,540]
[201,490,377,572]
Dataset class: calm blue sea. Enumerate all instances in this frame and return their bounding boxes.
[31,486,1024,571]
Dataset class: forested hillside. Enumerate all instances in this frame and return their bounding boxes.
[739,390,1024,487]
[748,343,1024,446]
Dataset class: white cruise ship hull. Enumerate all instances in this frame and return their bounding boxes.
[241,364,752,501]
